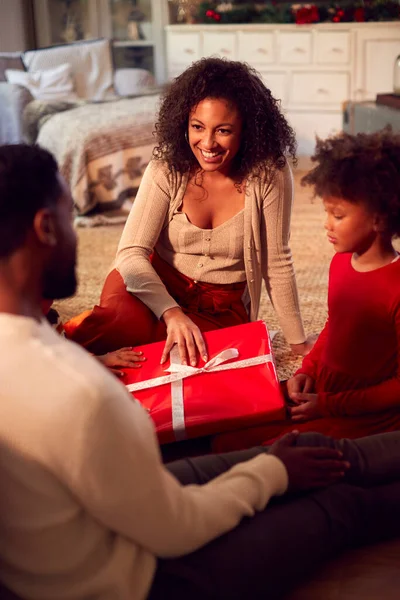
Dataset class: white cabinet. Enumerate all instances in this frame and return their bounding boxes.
[238,31,274,64]
[279,31,312,64]
[167,31,201,67]
[165,22,400,155]
[203,31,236,59]
[314,30,350,64]
[354,28,400,101]
[290,72,349,107]
[167,30,201,78]
[259,72,287,104]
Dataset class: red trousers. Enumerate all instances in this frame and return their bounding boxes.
[65,252,249,355]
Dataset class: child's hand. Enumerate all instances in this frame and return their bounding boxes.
[269,432,349,491]
[289,392,322,422]
[287,374,315,401]
[96,348,146,377]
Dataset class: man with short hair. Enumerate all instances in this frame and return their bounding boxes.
[0,144,399,600]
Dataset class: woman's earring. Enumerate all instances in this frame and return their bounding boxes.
[185,131,189,143]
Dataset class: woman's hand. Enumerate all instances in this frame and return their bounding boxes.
[289,392,322,422]
[290,333,318,357]
[96,347,146,377]
[286,373,315,401]
[161,307,207,366]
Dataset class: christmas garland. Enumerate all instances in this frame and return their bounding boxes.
[196,1,400,24]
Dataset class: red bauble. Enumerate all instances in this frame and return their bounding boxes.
[295,5,319,25]
[333,7,345,22]
[354,7,365,22]
[206,10,214,18]
[310,5,319,22]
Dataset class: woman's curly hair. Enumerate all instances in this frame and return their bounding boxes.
[302,128,400,237]
[153,57,297,184]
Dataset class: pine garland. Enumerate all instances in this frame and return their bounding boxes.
[196,1,400,24]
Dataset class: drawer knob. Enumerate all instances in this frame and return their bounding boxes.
[317,88,328,94]
[184,48,194,54]
[220,48,231,54]
[294,47,306,53]
[257,48,268,54]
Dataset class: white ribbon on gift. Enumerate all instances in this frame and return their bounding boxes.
[126,346,274,441]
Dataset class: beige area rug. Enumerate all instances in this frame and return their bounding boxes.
[55,171,332,380]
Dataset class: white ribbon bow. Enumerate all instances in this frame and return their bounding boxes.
[127,347,273,441]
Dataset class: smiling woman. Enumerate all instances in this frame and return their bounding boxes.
[65,57,314,366]
[188,98,242,174]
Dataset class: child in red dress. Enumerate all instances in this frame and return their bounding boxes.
[213,129,400,451]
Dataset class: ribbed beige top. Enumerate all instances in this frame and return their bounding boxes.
[116,160,306,345]
[157,208,246,284]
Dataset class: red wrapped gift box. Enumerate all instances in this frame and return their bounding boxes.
[122,321,285,444]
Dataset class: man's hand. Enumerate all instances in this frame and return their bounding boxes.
[269,432,349,491]
[287,373,315,401]
[289,392,322,422]
[96,347,146,377]
[161,307,207,366]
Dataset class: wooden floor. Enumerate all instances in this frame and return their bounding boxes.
[287,538,400,600]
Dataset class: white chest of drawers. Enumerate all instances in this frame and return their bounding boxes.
[165,22,400,155]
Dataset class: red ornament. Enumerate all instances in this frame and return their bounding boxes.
[333,7,345,23]
[295,5,319,25]
[354,7,365,22]
[205,8,221,21]
[310,5,319,22]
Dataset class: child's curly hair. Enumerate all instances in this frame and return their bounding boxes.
[302,129,400,237]
[153,57,297,184]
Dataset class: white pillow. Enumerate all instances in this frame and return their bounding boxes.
[6,63,79,102]
[23,39,114,101]
[114,68,156,96]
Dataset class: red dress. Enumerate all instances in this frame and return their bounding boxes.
[213,253,400,451]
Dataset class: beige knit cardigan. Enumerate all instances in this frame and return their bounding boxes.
[116,160,306,345]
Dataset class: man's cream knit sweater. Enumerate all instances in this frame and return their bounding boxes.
[116,160,306,345]
[0,314,288,600]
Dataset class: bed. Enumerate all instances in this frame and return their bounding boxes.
[24,93,160,215]
[0,40,161,215]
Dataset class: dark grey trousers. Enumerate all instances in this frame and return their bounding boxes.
[148,432,400,600]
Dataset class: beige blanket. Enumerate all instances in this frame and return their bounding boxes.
[31,95,160,214]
